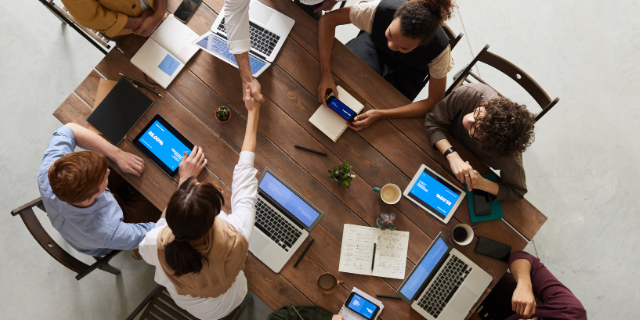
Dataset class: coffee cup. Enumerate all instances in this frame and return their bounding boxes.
[452,224,476,246]
[373,183,402,204]
[317,272,344,294]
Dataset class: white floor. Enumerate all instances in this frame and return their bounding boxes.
[0,0,638,319]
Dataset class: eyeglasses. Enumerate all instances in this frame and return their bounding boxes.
[469,107,482,141]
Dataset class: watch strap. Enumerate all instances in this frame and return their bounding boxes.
[443,147,456,158]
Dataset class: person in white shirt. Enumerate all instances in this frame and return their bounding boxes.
[139,85,261,320]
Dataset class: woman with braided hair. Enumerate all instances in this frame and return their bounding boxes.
[318,0,456,131]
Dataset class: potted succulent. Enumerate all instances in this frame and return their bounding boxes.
[215,106,231,123]
[328,160,356,188]
[377,212,397,231]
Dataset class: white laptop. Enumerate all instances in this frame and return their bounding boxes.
[249,168,324,273]
[396,233,492,320]
[404,164,466,224]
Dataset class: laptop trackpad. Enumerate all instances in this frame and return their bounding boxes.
[249,3,273,25]
[249,231,270,255]
[450,287,477,313]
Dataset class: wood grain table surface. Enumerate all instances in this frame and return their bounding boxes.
[53,0,547,318]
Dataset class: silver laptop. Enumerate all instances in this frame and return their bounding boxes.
[193,32,271,77]
[212,0,294,62]
[249,168,324,273]
[396,233,492,320]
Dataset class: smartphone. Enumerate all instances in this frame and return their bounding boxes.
[326,96,357,122]
[345,292,380,320]
[475,236,511,263]
[174,0,202,23]
[472,189,492,216]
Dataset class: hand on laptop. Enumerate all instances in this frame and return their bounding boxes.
[178,146,207,186]
[115,149,145,177]
[318,75,339,107]
[512,280,536,319]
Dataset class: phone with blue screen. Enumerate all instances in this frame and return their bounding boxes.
[345,292,380,320]
[326,96,356,122]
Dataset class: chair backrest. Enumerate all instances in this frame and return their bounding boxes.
[11,198,90,274]
[446,45,560,121]
[131,286,199,320]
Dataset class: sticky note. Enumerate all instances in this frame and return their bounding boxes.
[158,54,180,76]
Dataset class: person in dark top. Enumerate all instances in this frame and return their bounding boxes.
[475,251,587,320]
[424,83,536,201]
[318,0,456,131]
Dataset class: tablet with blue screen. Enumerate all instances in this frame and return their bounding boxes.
[403,164,465,224]
[133,115,194,177]
[193,31,270,77]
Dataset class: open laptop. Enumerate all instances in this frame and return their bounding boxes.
[249,168,324,273]
[212,1,294,62]
[396,233,492,320]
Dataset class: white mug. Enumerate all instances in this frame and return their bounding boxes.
[452,224,476,246]
[373,183,402,204]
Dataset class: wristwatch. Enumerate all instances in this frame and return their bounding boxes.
[443,147,456,159]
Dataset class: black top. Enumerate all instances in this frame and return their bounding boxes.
[87,78,153,145]
[370,0,450,74]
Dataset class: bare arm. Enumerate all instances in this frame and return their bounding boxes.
[242,86,261,152]
[64,123,144,176]
[434,138,499,194]
[235,53,264,102]
[317,7,351,105]
[510,258,536,319]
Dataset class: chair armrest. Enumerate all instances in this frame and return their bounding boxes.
[75,250,122,280]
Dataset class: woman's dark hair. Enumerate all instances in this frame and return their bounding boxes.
[476,98,536,158]
[164,178,225,276]
[394,0,456,44]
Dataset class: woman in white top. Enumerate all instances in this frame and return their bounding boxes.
[139,86,261,320]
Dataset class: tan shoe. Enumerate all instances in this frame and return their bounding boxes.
[131,248,142,260]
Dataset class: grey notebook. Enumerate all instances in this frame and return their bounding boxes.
[87,78,153,145]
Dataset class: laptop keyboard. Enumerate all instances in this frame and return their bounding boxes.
[255,198,302,252]
[217,19,280,57]
[418,255,472,318]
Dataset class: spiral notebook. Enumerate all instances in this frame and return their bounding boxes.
[309,86,364,142]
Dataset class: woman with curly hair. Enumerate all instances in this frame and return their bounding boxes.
[318,0,456,130]
[424,83,536,201]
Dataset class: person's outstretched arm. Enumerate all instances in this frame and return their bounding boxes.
[317,7,351,106]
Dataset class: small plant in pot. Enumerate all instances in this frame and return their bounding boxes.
[328,160,356,188]
[377,212,396,231]
[215,106,231,123]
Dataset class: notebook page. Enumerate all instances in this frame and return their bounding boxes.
[339,225,377,275]
[131,39,184,88]
[372,229,409,279]
[151,15,199,63]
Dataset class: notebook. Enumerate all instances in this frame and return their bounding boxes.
[86,78,153,145]
[467,173,503,223]
[131,15,200,89]
[309,86,365,142]
[338,224,409,279]
[338,287,385,320]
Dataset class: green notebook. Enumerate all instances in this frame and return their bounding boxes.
[467,173,503,223]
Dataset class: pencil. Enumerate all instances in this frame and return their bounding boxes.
[376,294,402,300]
[293,238,314,268]
[139,84,163,97]
[295,145,327,156]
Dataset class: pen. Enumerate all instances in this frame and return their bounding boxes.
[376,294,402,300]
[119,73,156,89]
[291,304,305,320]
[371,243,376,271]
[139,84,163,97]
[293,238,314,268]
[295,145,327,157]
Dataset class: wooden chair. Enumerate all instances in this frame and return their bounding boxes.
[38,0,111,54]
[127,285,254,320]
[11,197,122,280]
[446,44,560,122]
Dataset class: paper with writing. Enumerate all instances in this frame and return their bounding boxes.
[339,224,409,279]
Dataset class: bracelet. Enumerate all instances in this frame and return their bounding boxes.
[443,147,456,159]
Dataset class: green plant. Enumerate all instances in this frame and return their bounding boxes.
[376,212,396,231]
[328,160,354,188]
[216,106,230,121]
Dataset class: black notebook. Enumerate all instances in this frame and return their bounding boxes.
[87,78,153,145]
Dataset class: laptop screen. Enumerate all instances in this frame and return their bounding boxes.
[399,237,449,301]
[259,172,320,228]
[195,33,267,75]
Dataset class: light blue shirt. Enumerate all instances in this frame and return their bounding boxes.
[37,126,155,256]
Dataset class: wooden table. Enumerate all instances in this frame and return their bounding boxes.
[54,0,547,318]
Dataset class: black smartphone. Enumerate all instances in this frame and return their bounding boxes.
[472,189,492,216]
[345,292,380,320]
[326,96,357,122]
[475,236,511,263]
[174,0,202,23]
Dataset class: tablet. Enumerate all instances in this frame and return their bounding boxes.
[403,164,465,224]
[193,32,270,77]
[133,115,194,177]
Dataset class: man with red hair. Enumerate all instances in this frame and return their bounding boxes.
[38,124,160,257]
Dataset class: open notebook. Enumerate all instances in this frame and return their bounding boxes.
[131,15,199,89]
[309,86,364,142]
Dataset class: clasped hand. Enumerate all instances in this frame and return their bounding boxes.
[447,153,481,190]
